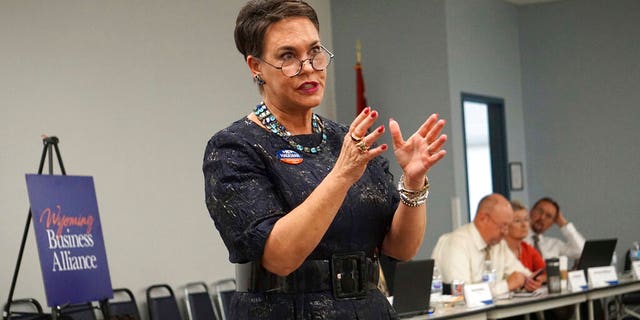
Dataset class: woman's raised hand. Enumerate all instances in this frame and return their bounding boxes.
[389,114,447,189]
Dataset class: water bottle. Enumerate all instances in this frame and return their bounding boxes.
[630,241,640,262]
[431,265,443,298]
[482,260,497,283]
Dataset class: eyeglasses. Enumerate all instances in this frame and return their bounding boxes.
[257,45,334,78]
[487,214,510,232]
[531,207,556,220]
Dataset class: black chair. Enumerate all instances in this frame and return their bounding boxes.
[146,284,182,320]
[103,288,141,320]
[616,291,640,319]
[184,282,217,320]
[3,298,50,320]
[56,303,98,320]
[212,279,235,320]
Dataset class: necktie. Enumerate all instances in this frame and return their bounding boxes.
[533,234,542,255]
[484,246,491,260]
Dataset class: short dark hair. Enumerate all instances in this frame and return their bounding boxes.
[532,197,560,215]
[234,0,319,60]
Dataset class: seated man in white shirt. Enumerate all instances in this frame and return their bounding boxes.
[524,197,585,260]
[432,194,542,296]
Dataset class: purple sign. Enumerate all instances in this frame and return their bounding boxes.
[25,174,113,307]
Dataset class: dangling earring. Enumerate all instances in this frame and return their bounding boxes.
[254,74,265,86]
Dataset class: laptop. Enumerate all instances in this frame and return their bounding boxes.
[574,238,618,272]
[391,259,434,318]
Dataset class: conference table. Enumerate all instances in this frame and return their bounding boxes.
[410,304,490,320]
[406,277,640,320]
[488,290,584,319]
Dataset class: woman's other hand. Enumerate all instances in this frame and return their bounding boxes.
[389,114,447,189]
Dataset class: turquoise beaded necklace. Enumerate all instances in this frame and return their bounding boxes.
[254,102,327,154]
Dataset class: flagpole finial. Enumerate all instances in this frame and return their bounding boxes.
[356,39,362,64]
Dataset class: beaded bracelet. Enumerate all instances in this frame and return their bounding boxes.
[397,174,430,207]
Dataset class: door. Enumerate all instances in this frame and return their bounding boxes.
[462,93,509,220]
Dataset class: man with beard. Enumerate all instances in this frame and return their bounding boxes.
[525,197,585,260]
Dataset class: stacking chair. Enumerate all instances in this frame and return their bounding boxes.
[103,288,141,320]
[56,303,98,320]
[617,289,640,319]
[184,282,217,320]
[608,250,640,319]
[212,279,235,320]
[3,298,49,320]
[146,284,182,320]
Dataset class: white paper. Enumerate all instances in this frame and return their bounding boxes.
[559,256,568,270]
[568,270,588,292]
[463,282,493,307]
[587,265,618,288]
[513,287,547,298]
[559,256,568,291]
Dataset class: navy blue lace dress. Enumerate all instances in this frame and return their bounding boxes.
[203,115,400,319]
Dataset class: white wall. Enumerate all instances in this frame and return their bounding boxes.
[0,0,333,316]
[446,0,529,218]
[519,0,640,264]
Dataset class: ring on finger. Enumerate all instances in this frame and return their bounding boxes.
[356,141,369,153]
[350,133,363,142]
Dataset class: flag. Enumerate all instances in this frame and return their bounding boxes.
[355,40,367,115]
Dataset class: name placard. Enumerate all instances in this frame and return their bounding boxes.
[587,266,618,288]
[463,282,493,307]
[632,261,640,280]
[567,270,588,292]
[26,174,113,307]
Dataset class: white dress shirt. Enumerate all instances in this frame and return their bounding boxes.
[524,222,586,260]
[431,223,531,296]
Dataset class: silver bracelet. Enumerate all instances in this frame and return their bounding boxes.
[397,174,430,207]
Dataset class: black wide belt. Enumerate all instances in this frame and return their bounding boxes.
[236,251,379,300]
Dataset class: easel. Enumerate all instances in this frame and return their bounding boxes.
[2,136,110,320]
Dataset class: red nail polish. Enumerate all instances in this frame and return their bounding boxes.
[370,111,378,118]
[363,107,370,114]
[377,125,384,133]
[381,144,388,150]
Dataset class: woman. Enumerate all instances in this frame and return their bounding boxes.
[203,0,447,318]
[507,201,546,277]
